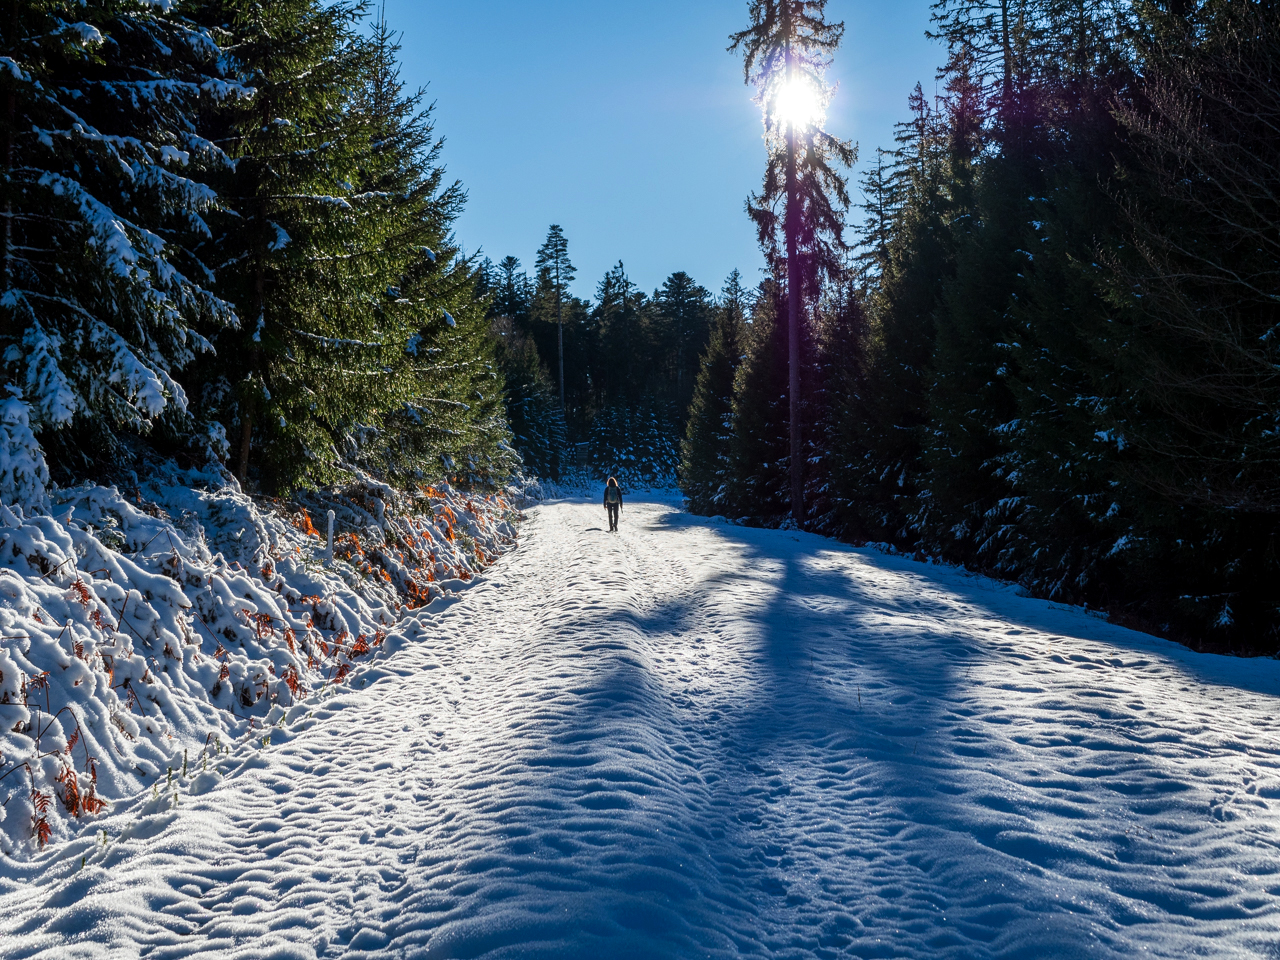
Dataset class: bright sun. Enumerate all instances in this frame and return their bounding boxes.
[773,77,824,129]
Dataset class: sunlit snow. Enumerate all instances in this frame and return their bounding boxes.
[2,494,1278,958]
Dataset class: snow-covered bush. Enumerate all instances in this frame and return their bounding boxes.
[0,466,518,858]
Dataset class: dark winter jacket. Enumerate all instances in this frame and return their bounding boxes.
[603,485,623,508]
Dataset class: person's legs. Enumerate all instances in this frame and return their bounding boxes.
[607,503,619,531]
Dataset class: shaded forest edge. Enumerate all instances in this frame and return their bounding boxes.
[682,0,1280,655]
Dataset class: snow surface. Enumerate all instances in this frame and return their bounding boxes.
[0,469,517,858]
[2,494,1280,958]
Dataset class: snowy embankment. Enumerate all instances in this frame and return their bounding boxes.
[3,494,1280,958]
[0,466,519,858]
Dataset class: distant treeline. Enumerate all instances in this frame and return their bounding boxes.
[682,0,1280,650]
[477,236,740,486]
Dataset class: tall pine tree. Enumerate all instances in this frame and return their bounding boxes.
[650,271,713,415]
[681,271,748,513]
[829,86,952,544]
[347,12,515,487]
[189,0,397,490]
[730,0,856,524]
[534,224,574,412]
[723,281,794,520]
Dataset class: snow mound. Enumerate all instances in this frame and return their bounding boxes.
[0,467,519,857]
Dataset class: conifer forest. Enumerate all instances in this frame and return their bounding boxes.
[7,2,1280,953]
[2,0,1277,653]
[682,0,1280,652]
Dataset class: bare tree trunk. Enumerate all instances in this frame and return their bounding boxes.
[2,0,15,302]
[556,261,565,410]
[238,251,266,481]
[237,414,253,480]
[786,57,803,526]
[1000,0,1013,103]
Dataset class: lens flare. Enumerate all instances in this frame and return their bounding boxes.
[773,77,824,129]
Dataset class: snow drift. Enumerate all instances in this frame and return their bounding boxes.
[0,465,519,857]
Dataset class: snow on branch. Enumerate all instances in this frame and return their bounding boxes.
[89,320,175,421]
[21,320,80,428]
[56,20,105,47]
[0,391,51,510]
[0,57,30,82]
[290,328,387,350]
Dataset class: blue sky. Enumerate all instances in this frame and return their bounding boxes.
[383,0,940,300]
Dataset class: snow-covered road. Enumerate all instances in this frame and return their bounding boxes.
[4,495,1280,959]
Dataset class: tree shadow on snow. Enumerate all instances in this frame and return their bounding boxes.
[651,507,1280,700]
[592,506,1280,958]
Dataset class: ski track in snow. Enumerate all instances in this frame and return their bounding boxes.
[3,495,1280,959]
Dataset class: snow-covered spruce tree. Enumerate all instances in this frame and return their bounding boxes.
[580,262,703,484]
[590,260,649,411]
[533,224,575,412]
[648,270,713,417]
[808,283,867,535]
[490,314,565,480]
[0,0,239,498]
[526,228,594,437]
[0,388,49,510]
[904,21,1019,565]
[483,258,565,479]
[588,396,679,488]
[996,135,1133,607]
[379,284,516,489]
[920,147,1037,566]
[919,1,1123,571]
[680,271,748,515]
[980,5,1140,607]
[1091,0,1280,643]
[483,255,534,330]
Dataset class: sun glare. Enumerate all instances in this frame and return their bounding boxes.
[773,77,824,130]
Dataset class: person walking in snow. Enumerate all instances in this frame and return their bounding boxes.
[603,477,623,532]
